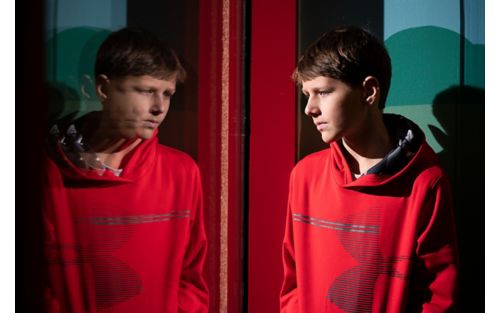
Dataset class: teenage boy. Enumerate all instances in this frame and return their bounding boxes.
[280,26,458,312]
[43,27,208,312]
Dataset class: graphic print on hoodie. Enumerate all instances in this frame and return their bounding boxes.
[293,210,411,312]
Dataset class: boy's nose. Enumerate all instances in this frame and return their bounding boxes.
[151,95,168,116]
[304,97,320,117]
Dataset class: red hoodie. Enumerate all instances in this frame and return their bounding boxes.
[281,116,458,313]
[42,129,208,313]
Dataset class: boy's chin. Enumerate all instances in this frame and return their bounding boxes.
[136,128,156,140]
[135,133,153,140]
[321,134,335,144]
[320,130,343,144]
[117,129,154,141]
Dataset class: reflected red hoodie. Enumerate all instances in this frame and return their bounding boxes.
[42,128,208,313]
[280,115,458,313]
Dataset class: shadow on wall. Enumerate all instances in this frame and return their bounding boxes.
[430,85,485,313]
[45,27,111,128]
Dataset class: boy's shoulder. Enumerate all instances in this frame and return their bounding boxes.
[155,143,200,172]
[292,147,331,175]
[409,142,449,189]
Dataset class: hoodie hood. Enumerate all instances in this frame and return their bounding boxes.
[47,112,158,184]
[330,113,438,188]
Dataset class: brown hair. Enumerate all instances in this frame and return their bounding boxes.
[293,26,392,109]
[95,27,186,82]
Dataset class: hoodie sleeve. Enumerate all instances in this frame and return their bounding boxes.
[414,174,458,313]
[178,166,209,313]
[280,170,299,312]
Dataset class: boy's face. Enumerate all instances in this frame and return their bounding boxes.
[97,75,177,140]
[302,76,368,144]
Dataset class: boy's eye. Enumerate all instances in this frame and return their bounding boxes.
[135,87,154,94]
[318,90,332,96]
[164,90,175,97]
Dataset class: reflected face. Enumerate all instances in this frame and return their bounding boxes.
[302,76,367,143]
[97,75,177,140]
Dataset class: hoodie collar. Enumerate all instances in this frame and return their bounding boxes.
[47,112,158,183]
[330,113,427,188]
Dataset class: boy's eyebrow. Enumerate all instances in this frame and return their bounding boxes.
[133,81,175,91]
[302,86,324,95]
[133,85,156,92]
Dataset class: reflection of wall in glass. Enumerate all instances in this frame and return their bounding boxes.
[45,27,110,123]
[45,0,126,35]
[45,0,126,123]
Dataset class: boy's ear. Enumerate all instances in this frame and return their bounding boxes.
[80,74,96,101]
[362,76,380,106]
[95,74,110,101]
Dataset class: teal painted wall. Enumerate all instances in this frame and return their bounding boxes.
[384,0,484,153]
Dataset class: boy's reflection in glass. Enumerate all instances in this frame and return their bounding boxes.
[43,27,209,312]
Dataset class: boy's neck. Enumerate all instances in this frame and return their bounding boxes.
[85,127,143,170]
[341,113,393,175]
